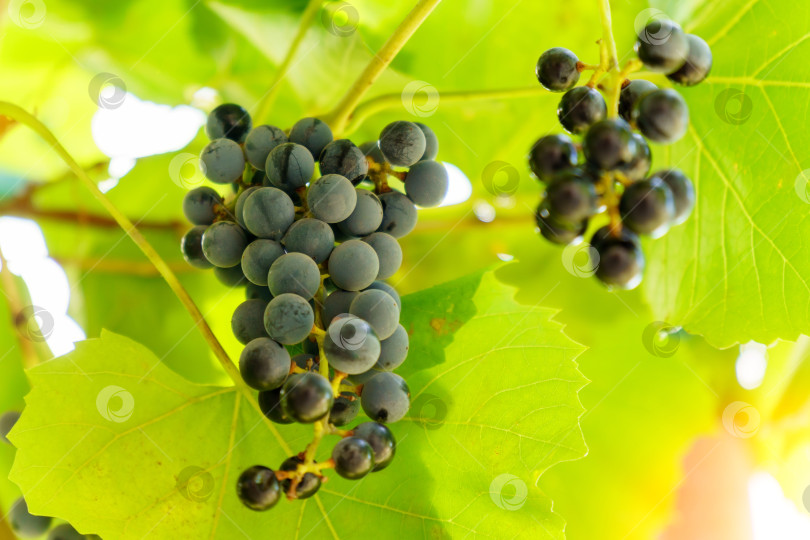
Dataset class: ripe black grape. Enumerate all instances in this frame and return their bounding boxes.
[266,142,315,192]
[214,264,247,287]
[582,118,638,170]
[619,176,676,237]
[528,134,578,182]
[181,226,213,269]
[635,20,689,74]
[337,189,383,238]
[328,240,379,291]
[239,337,291,391]
[245,125,287,170]
[267,253,321,300]
[206,103,252,143]
[618,79,657,123]
[349,289,400,340]
[633,88,689,143]
[289,117,333,160]
[535,203,587,245]
[361,232,402,280]
[414,122,439,161]
[353,422,396,471]
[590,226,645,290]
[280,372,334,423]
[242,187,295,240]
[319,139,369,185]
[365,281,401,311]
[202,221,248,268]
[237,466,281,511]
[329,391,360,427]
[656,169,695,225]
[258,387,293,424]
[307,174,357,223]
[200,138,245,184]
[264,293,314,345]
[282,218,335,264]
[183,186,222,225]
[376,324,409,371]
[241,239,285,286]
[232,299,270,345]
[617,133,651,182]
[379,121,426,167]
[360,372,410,423]
[323,316,381,374]
[322,289,359,327]
[535,47,580,92]
[404,160,448,207]
[279,456,321,499]
[377,191,417,238]
[667,34,712,86]
[332,437,374,480]
[544,170,598,223]
[557,86,607,134]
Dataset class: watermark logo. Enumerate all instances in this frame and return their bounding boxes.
[169,152,207,189]
[482,161,520,197]
[401,80,440,118]
[411,393,447,430]
[17,305,54,342]
[89,73,127,110]
[561,242,598,278]
[642,321,681,358]
[328,314,370,351]
[96,385,134,423]
[722,401,760,439]
[322,1,359,37]
[490,473,528,511]
[176,466,215,502]
[714,88,753,125]
[8,0,46,29]
[634,8,673,45]
[794,169,810,204]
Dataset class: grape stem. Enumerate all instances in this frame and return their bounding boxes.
[253,0,325,123]
[323,0,443,135]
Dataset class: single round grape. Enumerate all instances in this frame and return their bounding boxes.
[337,189,383,237]
[308,174,357,223]
[535,47,580,91]
[656,169,695,225]
[346,369,382,385]
[544,170,598,223]
[47,523,85,540]
[349,289,400,340]
[183,186,222,225]
[379,121,426,167]
[242,187,295,240]
[582,118,638,170]
[353,422,396,471]
[0,410,20,445]
[279,455,321,499]
[528,134,578,182]
[365,281,401,311]
[232,299,269,345]
[200,138,245,184]
[667,34,712,86]
[360,372,410,423]
[619,79,657,123]
[590,226,645,290]
[633,88,689,144]
[558,86,607,134]
[375,324,409,371]
[214,263,247,287]
[202,221,248,268]
[359,140,386,164]
[181,226,213,269]
[245,282,273,302]
[414,122,439,161]
[322,289,359,327]
[328,240,379,291]
[236,466,281,511]
[535,202,588,245]
[280,372,334,423]
[620,176,676,237]
[234,186,260,229]
[404,160,448,207]
[241,239,285,286]
[289,117,333,160]
[267,253,320,300]
[264,293,314,345]
[330,391,360,426]
[266,142,315,191]
[319,139,369,185]
[332,437,374,479]
[258,387,293,424]
[323,316,381,374]
[239,337,290,391]
[617,133,651,182]
[635,20,689,73]
[362,232,402,280]
[245,125,288,170]
[282,218,335,264]
[206,103,251,142]
[377,191,417,238]
[8,498,52,537]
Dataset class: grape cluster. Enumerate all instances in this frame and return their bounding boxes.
[531,19,709,289]
[179,104,448,510]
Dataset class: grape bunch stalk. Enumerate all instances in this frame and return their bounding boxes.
[179,104,448,510]
[530,18,709,289]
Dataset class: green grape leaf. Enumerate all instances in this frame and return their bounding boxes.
[9,271,586,539]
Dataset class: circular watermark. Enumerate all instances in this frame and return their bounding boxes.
[794,169,810,204]
[489,473,528,511]
[722,401,760,439]
[561,242,598,278]
[401,80,440,118]
[642,321,681,358]
[88,72,127,110]
[482,161,520,197]
[17,305,54,342]
[176,466,215,502]
[96,385,134,423]
[411,393,447,430]
[328,314,370,351]
[8,0,46,29]
[169,152,207,189]
[634,8,673,45]
[322,1,359,37]
[802,485,810,513]
[714,88,753,125]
